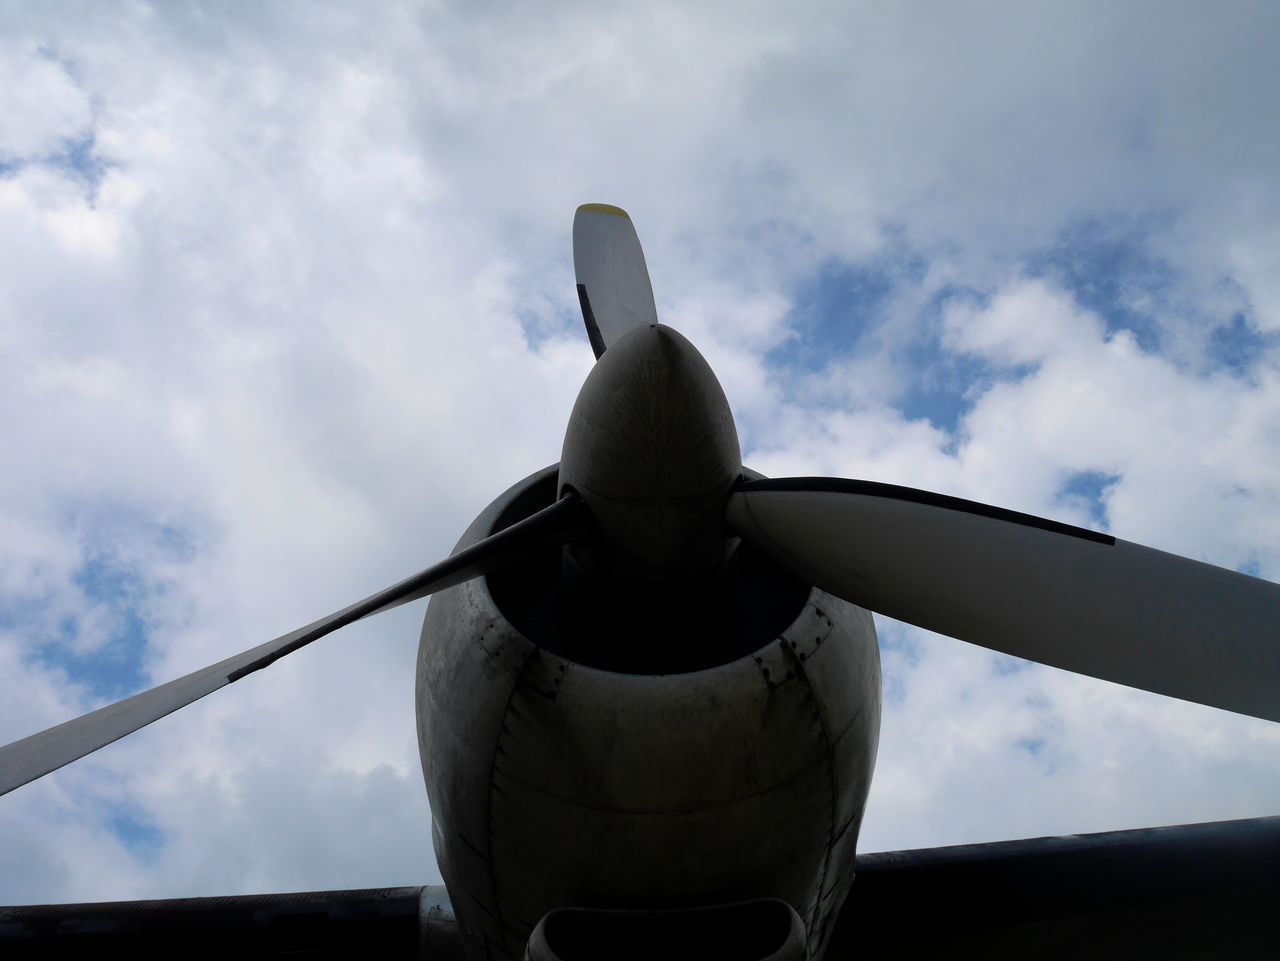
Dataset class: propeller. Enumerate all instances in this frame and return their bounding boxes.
[566,203,1280,725]
[0,495,586,798]
[4,201,1278,803]
[725,478,1280,724]
[0,204,656,799]
[573,204,659,358]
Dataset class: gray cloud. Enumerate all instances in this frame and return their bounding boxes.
[2,0,1279,905]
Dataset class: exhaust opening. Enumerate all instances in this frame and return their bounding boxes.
[525,897,806,961]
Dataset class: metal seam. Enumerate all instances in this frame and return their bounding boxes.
[780,637,839,950]
[485,639,540,954]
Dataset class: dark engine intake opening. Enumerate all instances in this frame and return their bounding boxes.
[525,898,807,961]
[485,470,812,675]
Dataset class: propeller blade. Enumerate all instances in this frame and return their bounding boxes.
[726,478,1280,723]
[0,494,587,797]
[573,204,659,358]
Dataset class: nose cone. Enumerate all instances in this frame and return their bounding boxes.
[559,324,741,579]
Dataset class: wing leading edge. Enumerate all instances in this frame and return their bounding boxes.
[5,817,1276,959]
[0,885,463,960]
[828,815,1280,960]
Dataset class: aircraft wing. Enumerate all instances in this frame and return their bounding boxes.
[3,817,1276,958]
[828,815,1280,960]
[0,884,464,959]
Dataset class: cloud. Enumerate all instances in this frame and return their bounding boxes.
[0,43,92,163]
[2,0,1280,911]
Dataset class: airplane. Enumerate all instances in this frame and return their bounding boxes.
[2,204,1278,959]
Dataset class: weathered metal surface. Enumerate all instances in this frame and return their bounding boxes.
[417,466,880,961]
[558,324,741,581]
[417,475,552,960]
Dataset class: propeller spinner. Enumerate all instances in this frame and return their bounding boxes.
[558,322,740,581]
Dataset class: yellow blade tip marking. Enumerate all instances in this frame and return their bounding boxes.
[577,203,630,218]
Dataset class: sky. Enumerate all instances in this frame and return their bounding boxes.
[2,0,1280,905]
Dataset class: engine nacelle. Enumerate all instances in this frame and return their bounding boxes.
[417,466,881,961]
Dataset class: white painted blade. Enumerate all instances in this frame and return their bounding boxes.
[726,479,1280,723]
[0,496,586,797]
[573,204,659,358]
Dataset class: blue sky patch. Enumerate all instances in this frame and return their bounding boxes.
[1029,218,1175,355]
[774,258,1040,436]
[769,258,901,373]
[1208,312,1276,375]
[1025,217,1273,380]
[7,509,201,704]
[897,285,1038,435]
[61,554,154,701]
[0,131,112,201]
[1016,735,1045,757]
[52,132,112,196]
[991,655,1032,676]
[1,48,109,196]
[894,350,1021,436]
[1058,469,1120,527]
[105,801,165,861]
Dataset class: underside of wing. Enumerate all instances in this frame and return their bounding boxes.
[0,885,463,960]
[828,816,1280,960]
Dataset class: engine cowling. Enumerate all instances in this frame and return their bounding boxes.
[417,465,881,961]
